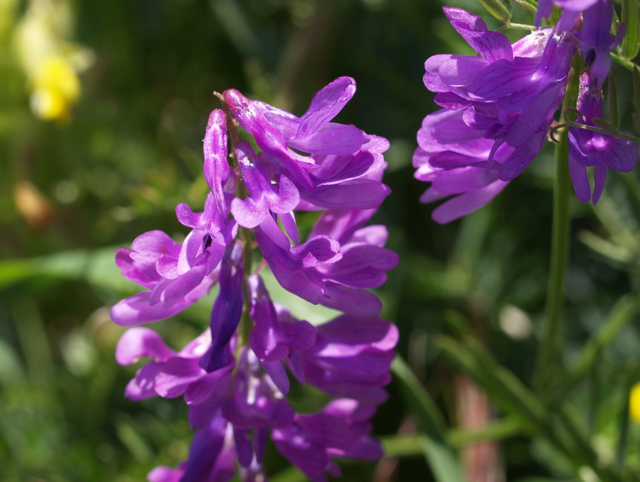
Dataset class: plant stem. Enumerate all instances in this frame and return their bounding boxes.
[497,22,536,33]
[533,71,576,395]
[511,0,537,14]
[217,94,254,349]
[612,52,640,72]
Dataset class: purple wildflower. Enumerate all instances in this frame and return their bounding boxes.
[272,399,383,482]
[415,7,579,222]
[569,72,639,204]
[576,0,625,86]
[415,3,638,222]
[110,77,397,480]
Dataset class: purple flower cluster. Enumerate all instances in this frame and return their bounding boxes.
[110,77,398,481]
[414,1,636,223]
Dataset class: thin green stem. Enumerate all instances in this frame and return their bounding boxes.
[511,0,537,14]
[612,52,639,72]
[497,22,536,33]
[217,93,254,350]
[533,67,577,394]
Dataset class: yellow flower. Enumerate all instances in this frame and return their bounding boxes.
[30,56,80,120]
[629,382,640,424]
[13,0,93,122]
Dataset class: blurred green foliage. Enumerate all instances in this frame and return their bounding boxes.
[2,0,640,481]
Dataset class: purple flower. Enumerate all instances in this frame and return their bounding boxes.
[569,72,639,204]
[113,76,397,481]
[413,108,516,223]
[248,274,316,365]
[415,7,580,222]
[109,241,218,326]
[576,0,625,86]
[272,399,383,482]
[224,80,391,210]
[200,240,245,373]
[301,314,398,404]
[230,140,300,247]
[115,326,231,401]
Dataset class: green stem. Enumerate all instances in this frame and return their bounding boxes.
[511,0,537,14]
[497,22,536,33]
[533,71,577,394]
[612,52,639,72]
[217,93,254,350]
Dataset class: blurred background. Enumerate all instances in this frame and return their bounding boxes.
[2,0,640,480]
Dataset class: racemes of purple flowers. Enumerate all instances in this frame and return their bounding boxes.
[415,0,638,223]
[110,77,399,481]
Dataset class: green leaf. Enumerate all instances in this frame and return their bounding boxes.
[592,117,620,135]
[391,356,466,482]
[447,417,523,448]
[270,466,306,482]
[0,247,133,293]
[565,294,640,390]
[478,0,511,23]
[622,0,640,60]
[381,434,427,457]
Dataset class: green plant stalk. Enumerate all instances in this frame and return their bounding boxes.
[612,52,640,72]
[447,417,522,447]
[218,94,254,350]
[534,73,576,394]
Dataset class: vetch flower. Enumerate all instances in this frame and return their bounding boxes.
[110,76,398,480]
[415,7,585,222]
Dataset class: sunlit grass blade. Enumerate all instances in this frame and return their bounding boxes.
[391,355,466,482]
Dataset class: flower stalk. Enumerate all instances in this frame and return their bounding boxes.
[217,93,254,352]
[534,64,578,395]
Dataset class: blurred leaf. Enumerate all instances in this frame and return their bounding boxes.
[0,338,25,387]
[447,417,522,447]
[0,247,132,292]
[391,355,466,482]
[436,336,545,433]
[381,434,426,457]
[622,0,640,60]
[271,466,306,482]
[578,231,634,264]
[116,418,153,463]
[565,294,640,391]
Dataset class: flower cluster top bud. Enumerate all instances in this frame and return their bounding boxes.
[414,1,636,223]
[110,77,398,481]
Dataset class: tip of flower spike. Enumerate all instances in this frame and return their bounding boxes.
[206,109,226,131]
[222,89,248,112]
